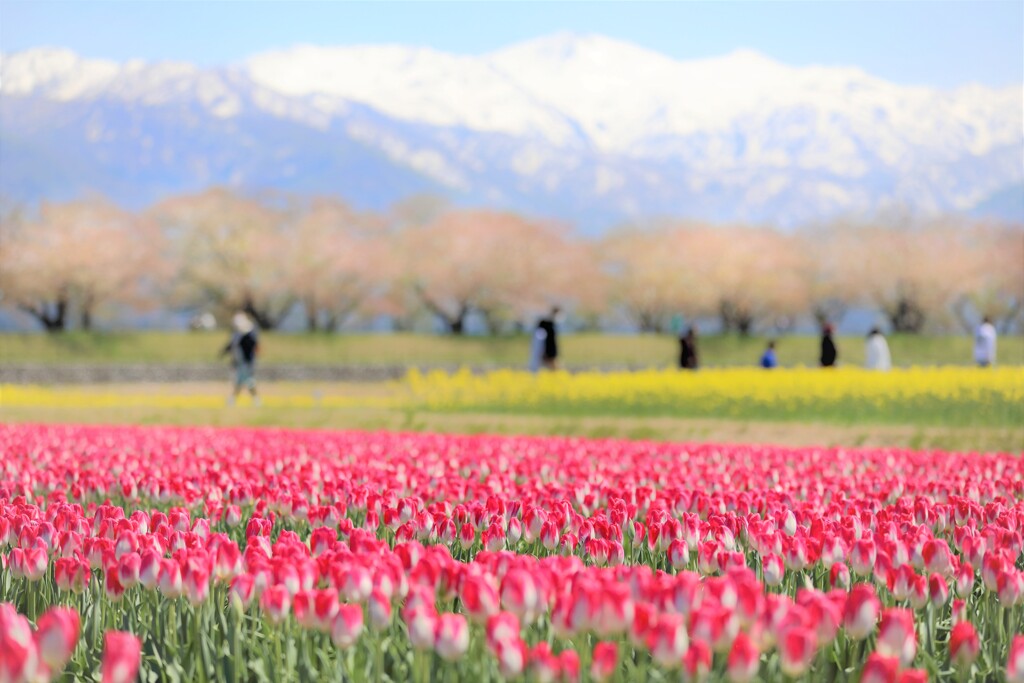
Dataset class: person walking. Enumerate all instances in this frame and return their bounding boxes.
[528,322,547,373]
[679,326,699,370]
[221,312,260,405]
[974,316,997,367]
[760,340,778,369]
[820,324,838,368]
[864,327,891,371]
[536,306,560,370]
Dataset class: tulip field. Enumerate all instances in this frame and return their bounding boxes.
[1,422,1023,682]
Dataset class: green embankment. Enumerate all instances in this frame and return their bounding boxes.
[2,332,1020,367]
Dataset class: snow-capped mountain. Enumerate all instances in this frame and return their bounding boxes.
[2,34,1021,228]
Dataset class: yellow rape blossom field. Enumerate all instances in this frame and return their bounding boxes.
[405,366,1024,428]
[3,366,1021,430]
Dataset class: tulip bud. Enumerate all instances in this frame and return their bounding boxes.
[949,621,980,668]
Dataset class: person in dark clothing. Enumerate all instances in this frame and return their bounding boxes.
[820,323,838,368]
[221,312,260,404]
[679,326,698,370]
[536,306,561,370]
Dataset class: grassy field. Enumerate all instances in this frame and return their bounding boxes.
[1,331,1021,367]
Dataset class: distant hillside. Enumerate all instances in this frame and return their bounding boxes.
[2,35,1022,229]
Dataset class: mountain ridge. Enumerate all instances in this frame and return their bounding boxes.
[2,35,1021,229]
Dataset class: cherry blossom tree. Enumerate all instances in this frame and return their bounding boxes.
[397,209,591,334]
[284,198,388,332]
[0,198,161,331]
[151,188,295,330]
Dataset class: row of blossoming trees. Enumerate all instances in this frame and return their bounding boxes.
[0,188,1021,334]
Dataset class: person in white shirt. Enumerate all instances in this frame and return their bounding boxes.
[974,316,997,367]
[865,327,892,371]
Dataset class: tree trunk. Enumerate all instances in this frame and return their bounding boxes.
[305,299,319,332]
[887,297,926,333]
[415,286,468,335]
[79,295,94,330]
[634,309,663,334]
[243,297,294,331]
[19,297,68,333]
[812,301,847,329]
[997,301,1022,334]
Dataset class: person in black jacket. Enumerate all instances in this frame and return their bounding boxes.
[820,323,838,368]
[221,312,260,404]
[679,326,698,370]
[536,306,561,370]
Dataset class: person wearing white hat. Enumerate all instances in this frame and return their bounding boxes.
[220,312,260,405]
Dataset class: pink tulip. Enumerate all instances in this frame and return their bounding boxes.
[851,538,876,576]
[922,538,954,577]
[339,565,372,603]
[826,562,849,590]
[434,613,469,661]
[954,562,974,597]
[34,606,80,673]
[726,631,760,682]
[405,608,436,650]
[876,608,916,666]
[860,652,900,683]
[485,611,521,651]
[646,614,688,667]
[949,621,980,668]
[183,558,210,605]
[1007,635,1024,683]
[540,520,560,551]
[330,604,364,649]
[908,574,928,611]
[23,547,48,582]
[138,550,161,590]
[668,539,690,570]
[368,589,392,631]
[528,642,560,682]
[260,586,291,625]
[928,573,949,608]
[590,642,618,682]
[778,627,817,678]
[762,553,784,587]
[461,573,500,622]
[229,574,256,609]
[843,584,880,640]
[684,639,712,681]
[457,522,475,550]
[105,571,126,601]
[500,570,541,624]
[117,552,141,588]
[292,590,316,630]
[101,631,141,683]
[1,603,40,683]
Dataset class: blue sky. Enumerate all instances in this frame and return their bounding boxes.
[2,1,1021,89]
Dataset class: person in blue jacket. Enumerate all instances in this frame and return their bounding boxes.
[760,340,778,369]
